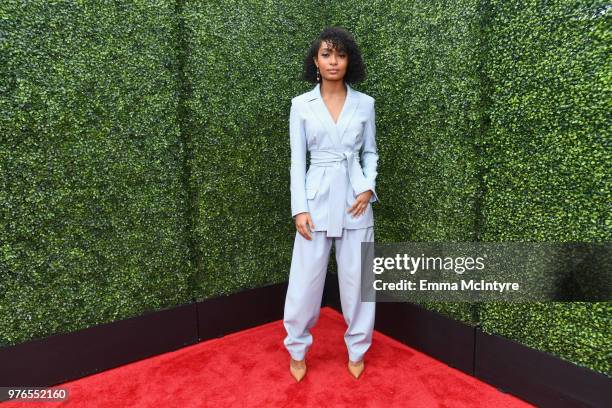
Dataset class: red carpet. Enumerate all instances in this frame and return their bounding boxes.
[2,307,533,407]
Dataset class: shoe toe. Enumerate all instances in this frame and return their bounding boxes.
[347,360,365,379]
[290,367,306,382]
[290,359,307,382]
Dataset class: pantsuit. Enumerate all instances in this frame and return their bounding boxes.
[283,81,380,362]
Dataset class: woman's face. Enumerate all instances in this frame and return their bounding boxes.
[313,40,348,82]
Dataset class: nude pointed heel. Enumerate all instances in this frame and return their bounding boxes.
[348,359,365,379]
[290,357,307,382]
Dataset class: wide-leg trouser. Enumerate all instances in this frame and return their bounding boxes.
[283,226,375,362]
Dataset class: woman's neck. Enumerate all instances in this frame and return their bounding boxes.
[320,80,346,97]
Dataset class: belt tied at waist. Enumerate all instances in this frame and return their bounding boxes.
[309,149,368,237]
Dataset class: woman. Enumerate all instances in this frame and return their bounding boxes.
[282,26,380,382]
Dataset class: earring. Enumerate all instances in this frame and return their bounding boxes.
[316,67,320,82]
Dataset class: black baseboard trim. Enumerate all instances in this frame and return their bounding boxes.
[0,302,198,390]
[0,278,610,407]
[371,302,476,375]
[197,282,288,340]
[0,282,289,394]
[475,328,611,408]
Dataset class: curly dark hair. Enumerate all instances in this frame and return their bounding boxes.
[302,26,366,85]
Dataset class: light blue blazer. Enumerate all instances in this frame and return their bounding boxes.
[289,82,380,237]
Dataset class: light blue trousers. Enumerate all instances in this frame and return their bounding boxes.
[283,226,375,362]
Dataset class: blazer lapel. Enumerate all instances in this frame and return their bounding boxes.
[306,82,360,147]
[336,83,359,145]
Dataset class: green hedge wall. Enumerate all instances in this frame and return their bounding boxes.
[328,0,484,329]
[0,1,192,346]
[0,0,609,378]
[478,0,611,375]
[181,0,327,297]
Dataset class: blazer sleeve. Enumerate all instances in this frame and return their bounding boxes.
[356,100,380,203]
[289,100,309,218]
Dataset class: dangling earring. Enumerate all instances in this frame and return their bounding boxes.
[316,67,320,82]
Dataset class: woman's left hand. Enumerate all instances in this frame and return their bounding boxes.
[347,190,372,218]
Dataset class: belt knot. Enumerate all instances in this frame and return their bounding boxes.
[307,149,367,237]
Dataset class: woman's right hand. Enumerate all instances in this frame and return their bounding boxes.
[295,212,315,240]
